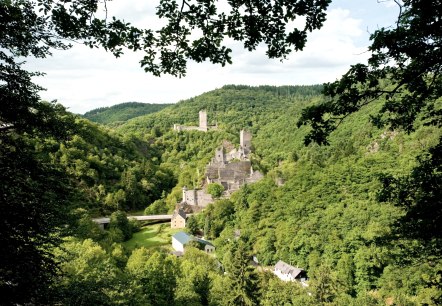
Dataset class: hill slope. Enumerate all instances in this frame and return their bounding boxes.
[115,84,441,303]
[83,102,171,125]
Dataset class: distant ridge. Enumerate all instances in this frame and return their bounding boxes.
[83,102,171,125]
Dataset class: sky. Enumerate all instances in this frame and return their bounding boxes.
[24,0,401,114]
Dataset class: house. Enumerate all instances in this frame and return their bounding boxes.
[273,260,308,282]
[172,231,192,253]
[171,208,187,229]
[171,231,215,254]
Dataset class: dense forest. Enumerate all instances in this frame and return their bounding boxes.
[5,84,438,305]
[2,0,441,305]
[82,102,170,126]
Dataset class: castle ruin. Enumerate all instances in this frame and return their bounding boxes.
[180,130,263,211]
[206,130,263,192]
[173,110,217,132]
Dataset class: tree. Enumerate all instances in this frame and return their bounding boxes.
[186,215,200,235]
[126,249,179,306]
[176,247,219,305]
[0,134,73,305]
[207,182,225,199]
[378,141,442,257]
[297,0,442,258]
[52,238,139,305]
[109,210,132,242]
[223,240,260,306]
[309,264,338,304]
[298,0,442,145]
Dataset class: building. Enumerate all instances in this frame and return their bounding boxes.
[171,208,187,229]
[274,260,308,282]
[181,186,214,208]
[173,110,217,132]
[171,231,216,254]
[194,237,216,253]
[172,231,192,253]
[205,130,263,192]
[176,129,263,211]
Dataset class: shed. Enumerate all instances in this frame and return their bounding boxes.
[195,238,216,253]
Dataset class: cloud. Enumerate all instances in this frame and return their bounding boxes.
[23,2,391,114]
[231,8,368,76]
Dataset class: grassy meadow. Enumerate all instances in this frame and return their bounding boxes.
[123,223,182,251]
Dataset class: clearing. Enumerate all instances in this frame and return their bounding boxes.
[123,223,182,251]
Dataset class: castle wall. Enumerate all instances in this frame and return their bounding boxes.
[227,160,251,174]
[195,190,213,207]
[215,147,225,163]
[183,188,197,205]
[173,110,217,132]
[182,188,214,208]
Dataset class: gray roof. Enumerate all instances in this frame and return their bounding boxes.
[173,232,215,249]
[172,208,186,220]
[173,231,192,245]
[274,260,304,278]
[195,237,214,247]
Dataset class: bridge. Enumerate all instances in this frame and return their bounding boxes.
[93,214,173,228]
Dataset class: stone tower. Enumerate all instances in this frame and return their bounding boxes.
[214,147,225,164]
[199,110,208,131]
[240,130,252,155]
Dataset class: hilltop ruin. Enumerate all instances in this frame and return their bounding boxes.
[173,110,217,132]
[179,130,263,212]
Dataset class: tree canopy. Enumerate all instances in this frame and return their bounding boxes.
[297,0,442,258]
[298,0,442,144]
[3,0,442,304]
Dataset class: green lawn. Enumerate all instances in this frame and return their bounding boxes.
[123,223,182,251]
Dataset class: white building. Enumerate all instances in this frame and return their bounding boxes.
[172,231,192,253]
[171,231,215,254]
[273,260,308,282]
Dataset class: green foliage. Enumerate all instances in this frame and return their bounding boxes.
[53,238,141,305]
[126,249,179,305]
[176,247,220,305]
[378,137,442,257]
[207,183,224,199]
[223,240,260,306]
[108,210,136,242]
[83,102,170,125]
[260,275,311,306]
[203,199,236,240]
[0,134,72,305]
[186,215,199,236]
[45,118,176,214]
[118,85,323,137]
[145,198,168,215]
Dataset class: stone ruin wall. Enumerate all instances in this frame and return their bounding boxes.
[181,187,213,208]
[173,110,217,132]
[179,129,262,211]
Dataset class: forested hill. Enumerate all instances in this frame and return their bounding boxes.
[5,83,441,304]
[116,84,323,137]
[82,102,171,125]
[110,83,442,304]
